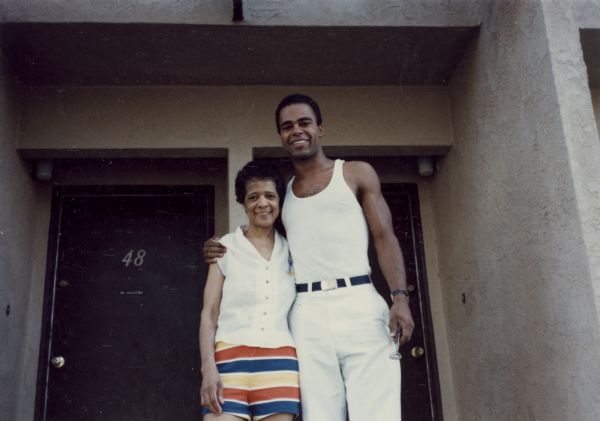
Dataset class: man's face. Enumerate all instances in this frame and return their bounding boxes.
[277,103,324,160]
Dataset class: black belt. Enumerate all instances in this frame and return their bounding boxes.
[296,275,371,293]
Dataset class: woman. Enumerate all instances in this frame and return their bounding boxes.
[199,160,300,421]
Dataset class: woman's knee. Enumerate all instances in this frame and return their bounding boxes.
[260,413,295,421]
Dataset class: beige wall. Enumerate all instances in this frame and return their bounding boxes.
[19,86,452,152]
[19,85,453,230]
[434,1,600,420]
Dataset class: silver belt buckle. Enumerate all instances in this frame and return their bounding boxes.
[321,279,337,291]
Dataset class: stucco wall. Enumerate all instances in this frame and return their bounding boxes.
[434,1,600,420]
[573,0,600,28]
[0,0,482,26]
[0,42,44,421]
[546,1,600,321]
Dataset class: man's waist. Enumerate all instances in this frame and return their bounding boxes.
[292,258,371,281]
[295,274,371,293]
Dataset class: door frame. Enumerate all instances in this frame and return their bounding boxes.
[34,185,214,421]
[381,183,444,421]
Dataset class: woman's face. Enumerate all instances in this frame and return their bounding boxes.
[243,178,280,229]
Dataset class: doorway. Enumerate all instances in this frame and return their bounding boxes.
[369,183,443,421]
[35,185,213,421]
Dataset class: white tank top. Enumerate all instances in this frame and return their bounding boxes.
[282,159,371,283]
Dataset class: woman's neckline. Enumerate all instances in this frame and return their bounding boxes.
[240,225,277,262]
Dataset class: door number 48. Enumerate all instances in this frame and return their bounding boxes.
[122,249,146,267]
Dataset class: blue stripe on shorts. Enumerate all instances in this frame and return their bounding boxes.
[202,400,250,417]
[251,400,301,416]
[217,358,299,373]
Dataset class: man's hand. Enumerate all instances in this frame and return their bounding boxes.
[389,297,414,345]
[203,236,226,264]
[200,365,224,414]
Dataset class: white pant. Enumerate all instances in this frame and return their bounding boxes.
[289,283,401,421]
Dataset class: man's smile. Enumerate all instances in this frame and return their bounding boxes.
[290,139,309,147]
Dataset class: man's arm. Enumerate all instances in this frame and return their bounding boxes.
[345,161,415,344]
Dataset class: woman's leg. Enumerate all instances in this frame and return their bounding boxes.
[260,413,295,421]
[203,413,247,421]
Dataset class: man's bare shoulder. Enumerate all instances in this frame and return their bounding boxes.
[343,160,379,183]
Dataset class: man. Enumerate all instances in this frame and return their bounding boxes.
[204,93,414,420]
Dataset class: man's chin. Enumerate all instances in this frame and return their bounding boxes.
[288,150,317,161]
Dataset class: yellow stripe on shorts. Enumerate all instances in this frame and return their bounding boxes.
[220,371,300,389]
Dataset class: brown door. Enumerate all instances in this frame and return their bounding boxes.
[35,186,213,421]
[369,183,443,421]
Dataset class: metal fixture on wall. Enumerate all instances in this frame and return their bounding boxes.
[232,0,244,21]
[35,159,53,180]
[417,156,434,177]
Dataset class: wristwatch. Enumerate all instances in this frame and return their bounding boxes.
[390,288,410,299]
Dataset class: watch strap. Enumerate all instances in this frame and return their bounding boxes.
[390,288,409,298]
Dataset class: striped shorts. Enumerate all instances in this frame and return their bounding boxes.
[202,342,301,420]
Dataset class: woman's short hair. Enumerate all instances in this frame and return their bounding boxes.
[234,160,286,205]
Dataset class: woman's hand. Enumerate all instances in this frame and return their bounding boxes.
[200,364,224,414]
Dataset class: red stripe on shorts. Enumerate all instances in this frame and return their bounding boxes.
[223,388,248,401]
[215,345,297,362]
[250,386,300,402]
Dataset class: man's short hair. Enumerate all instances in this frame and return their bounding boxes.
[275,93,323,133]
[234,159,286,205]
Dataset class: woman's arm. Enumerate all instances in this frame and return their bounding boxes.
[199,263,225,415]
